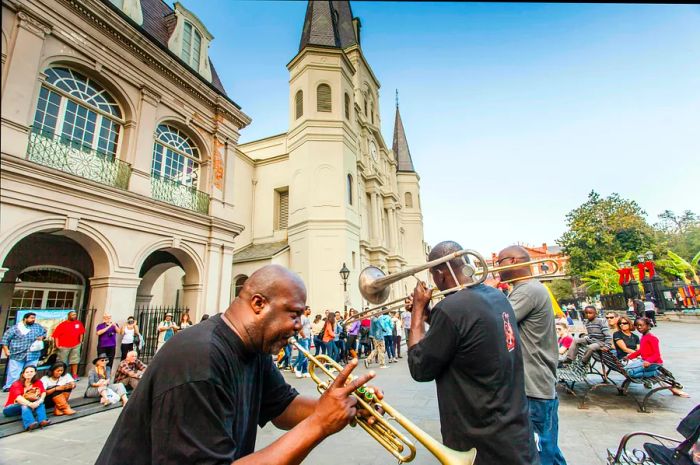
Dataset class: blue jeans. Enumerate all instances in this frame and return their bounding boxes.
[313,336,325,356]
[294,338,310,374]
[3,403,48,429]
[324,341,338,361]
[3,358,38,390]
[529,396,567,465]
[384,336,395,359]
[626,361,660,378]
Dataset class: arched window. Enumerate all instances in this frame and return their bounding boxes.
[32,67,123,156]
[295,90,303,119]
[234,275,248,297]
[347,174,353,205]
[405,192,413,208]
[317,84,331,112]
[151,124,200,187]
[182,21,202,70]
[344,93,350,119]
[370,103,374,124]
[364,99,368,116]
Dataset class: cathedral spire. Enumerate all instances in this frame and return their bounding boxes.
[393,96,415,172]
[298,1,358,52]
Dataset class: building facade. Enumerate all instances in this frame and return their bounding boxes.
[231,1,427,312]
[0,0,250,361]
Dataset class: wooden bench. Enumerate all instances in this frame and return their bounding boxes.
[0,395,121,438]
[590,350,683,413]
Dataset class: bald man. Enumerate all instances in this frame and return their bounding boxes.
[96,265,378,465]
[407,241,538,465]
[497,245,566,465]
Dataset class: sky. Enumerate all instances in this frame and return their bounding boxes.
[183,1,700,256]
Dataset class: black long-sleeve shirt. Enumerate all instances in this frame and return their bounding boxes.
[408,284,539,465]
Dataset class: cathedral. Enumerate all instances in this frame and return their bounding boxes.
[230,1,427,311]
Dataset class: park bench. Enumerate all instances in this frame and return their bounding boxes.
[0,395,121,438]
[556,345,614,409]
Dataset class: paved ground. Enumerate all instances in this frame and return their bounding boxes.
[1,321,697,465]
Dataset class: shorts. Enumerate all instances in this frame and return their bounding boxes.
[57,344,82,365]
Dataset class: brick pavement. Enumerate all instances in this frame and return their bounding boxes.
[0,322,697,464]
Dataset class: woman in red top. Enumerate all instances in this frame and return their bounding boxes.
[625,318,689,397]
[2,365,50,431]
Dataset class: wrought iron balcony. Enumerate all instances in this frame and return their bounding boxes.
[26,128,131,189]
[150,174,210,214]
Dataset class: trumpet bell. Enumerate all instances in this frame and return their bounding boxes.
[359,266,392,304]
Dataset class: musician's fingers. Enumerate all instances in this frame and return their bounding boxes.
[340,370,376,396]
[330,358,358,389]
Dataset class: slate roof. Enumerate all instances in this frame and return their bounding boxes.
[233,241,290,263]
[299,1,358,51]
[107,0,227,96]
[393,104,415,172]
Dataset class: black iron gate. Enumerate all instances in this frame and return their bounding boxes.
[134,306,189,363]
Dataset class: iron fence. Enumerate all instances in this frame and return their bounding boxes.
[26,128,131,189]
[134,306,189,363]
[150,174,210,214]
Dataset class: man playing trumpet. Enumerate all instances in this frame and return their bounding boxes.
[406,241,538,465]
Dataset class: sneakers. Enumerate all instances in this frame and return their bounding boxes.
[380,365,388,369]
[303,373,311,378]
[294,369,302,378]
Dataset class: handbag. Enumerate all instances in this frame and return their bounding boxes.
[104,388,120,405]
[23,386,41,402]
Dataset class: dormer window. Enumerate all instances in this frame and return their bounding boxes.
[182,21,202,70]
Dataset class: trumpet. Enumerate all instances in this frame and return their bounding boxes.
[346,250,558,325]
[290,337,476,465]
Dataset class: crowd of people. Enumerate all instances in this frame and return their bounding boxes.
[0,310,203,431]
[275,306,411,376]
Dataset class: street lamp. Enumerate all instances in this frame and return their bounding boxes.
[645,250,654,261]
[339,263,350,315]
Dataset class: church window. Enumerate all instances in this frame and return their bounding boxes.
[151,124,200,187]
[295,90,303,119]
[405,192,413,208]
[364,99,368,116]
[317,84,331,112]
[344,93,350,119]
[347,174,354,205]
[274,188,289,230]
[370,103,374,124]
[182,21,202,71]
[32,67,123,158]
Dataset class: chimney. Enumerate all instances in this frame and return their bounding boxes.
[542,243,548,253]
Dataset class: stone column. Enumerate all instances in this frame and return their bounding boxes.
[387,207,398,253]
[1,11,51,158]
[218,246,234,310]
[370,192,380,241]
[202,242,223,315]
[127,86,161,197]
[181,283,203,320]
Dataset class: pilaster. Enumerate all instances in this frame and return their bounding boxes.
[127,85,161,196]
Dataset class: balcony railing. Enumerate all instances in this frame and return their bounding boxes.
[26,129,131,190]
[151,174,210,214]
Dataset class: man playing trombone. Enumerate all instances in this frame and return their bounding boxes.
[406,241,539,465]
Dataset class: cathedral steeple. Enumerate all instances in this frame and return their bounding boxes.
[299,1,358,52]
[393,93,415,172]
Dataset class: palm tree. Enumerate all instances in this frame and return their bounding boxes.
[656,250,700,283]
[582,259,623,295]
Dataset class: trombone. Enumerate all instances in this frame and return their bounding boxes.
[346,250,558,325]
[290,337,477,465]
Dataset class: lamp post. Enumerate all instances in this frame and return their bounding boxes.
[339,263,350,315]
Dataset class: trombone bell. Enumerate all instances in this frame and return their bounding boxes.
[359,266,393,305]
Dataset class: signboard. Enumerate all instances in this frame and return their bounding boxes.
[16,309,74,364]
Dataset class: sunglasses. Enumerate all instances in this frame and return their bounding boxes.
[620,322,630,326]
[606,316,617,319]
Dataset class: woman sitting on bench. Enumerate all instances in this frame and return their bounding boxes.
[625,318,689,397]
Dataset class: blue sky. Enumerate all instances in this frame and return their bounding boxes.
[185,1,700,255]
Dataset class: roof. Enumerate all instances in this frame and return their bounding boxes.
[233,241,290,263]
[393,104,415,172]
[113,0,228,95]
[299,1,358,51]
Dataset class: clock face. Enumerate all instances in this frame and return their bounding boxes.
[369,141,378,161]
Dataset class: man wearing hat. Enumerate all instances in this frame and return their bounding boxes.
[156,312,179,352]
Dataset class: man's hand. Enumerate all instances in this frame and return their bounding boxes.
[356,386,384,425]
[311,359,375,437]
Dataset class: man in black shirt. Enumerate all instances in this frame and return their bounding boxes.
[96,265,378,465]
[407,241,539,465]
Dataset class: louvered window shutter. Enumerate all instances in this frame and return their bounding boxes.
[344,93,350,119]
[317,84,331,112]
[295,91,303,119]
[278,190,289,229]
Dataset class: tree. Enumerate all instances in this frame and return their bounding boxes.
[581,259,623,295]
[547,279,574,302]
[655,210,698,235]
[557,191,655,276]
[656,250,700,284]
[654,210,700,262]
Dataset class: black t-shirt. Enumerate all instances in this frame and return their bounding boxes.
[613,331,640,359]
[408,284,538,465]
[96,314,298,465]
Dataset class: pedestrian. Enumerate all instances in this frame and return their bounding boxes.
[345,309,360,360]
[322,313,338,361]
[2,365,50,431]
[294,307,312,378]
[2,312,47,391]
[51,310,86,381]
[96,313,120,368]
[119,316,140,357]
[179,313,193,330]
[497,245,567,465]
[401,309,411,342]
[408,241,538,464]
[365,316,387,369]
[643,294,658,327]
[391,311,402,359]
[311,314,325,356]
[95,265,381,464]
[379,312,396,363]
[156,313,179,352]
